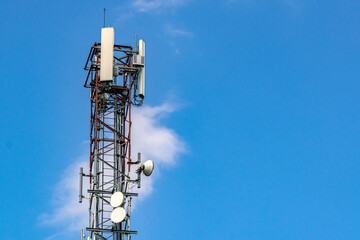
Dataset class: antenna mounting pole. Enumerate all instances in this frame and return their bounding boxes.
[103,8,106,27]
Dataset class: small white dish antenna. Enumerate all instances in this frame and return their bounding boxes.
[110,192,124,208]
[142,160,154,176]
[111,207,126,223]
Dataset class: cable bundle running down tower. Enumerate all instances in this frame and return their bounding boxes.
[79,26,153,240]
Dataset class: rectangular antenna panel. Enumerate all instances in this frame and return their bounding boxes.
[138,39,145,97]
[100,27,114,82]
[133,55,144,66]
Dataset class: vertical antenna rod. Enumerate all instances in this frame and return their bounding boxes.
[104,8,106,27]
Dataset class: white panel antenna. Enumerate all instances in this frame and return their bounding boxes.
[138,39,145,98]
[100,27,114,81]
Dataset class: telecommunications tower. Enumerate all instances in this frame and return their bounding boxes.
[79,26,154,240]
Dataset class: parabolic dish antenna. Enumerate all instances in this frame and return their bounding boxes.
[143,160,154,176]
[111,207,126,223]
[110,192,124,208]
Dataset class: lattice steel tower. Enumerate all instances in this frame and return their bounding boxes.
[79,27,152,240]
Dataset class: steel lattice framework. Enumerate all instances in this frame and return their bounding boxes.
[82,42,144,240]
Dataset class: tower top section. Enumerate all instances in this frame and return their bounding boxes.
[84,27,146,104]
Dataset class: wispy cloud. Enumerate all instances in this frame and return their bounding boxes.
[132,0,187,12]
[39,103,185,238]
[165,25,193,38]
[164,25,194,54]
[39,157,89,231]
[225,0,301,9]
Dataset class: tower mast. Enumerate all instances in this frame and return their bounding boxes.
[80,26,149,240]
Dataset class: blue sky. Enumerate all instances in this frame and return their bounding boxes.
[1,0,360,239]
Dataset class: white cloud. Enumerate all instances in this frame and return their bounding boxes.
[164,25,194,54]
[39,103,185,236]
[39,157,89,231]
[132,0,186,12]
[165,25,193,38]
[132,103,184,165]
[226,0,301,9]
[131,103,185,198]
